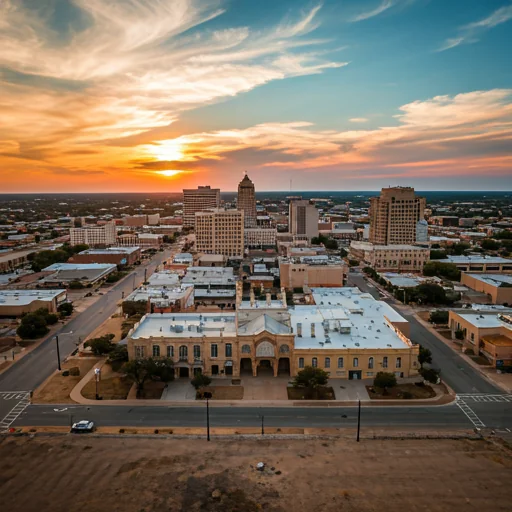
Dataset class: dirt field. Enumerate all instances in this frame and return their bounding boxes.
[1,435,510,512]
[82,363,132,400]
[32,357,100,403]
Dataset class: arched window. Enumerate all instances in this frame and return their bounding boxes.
[338,357,344,368]
[241,344,251,354]
[353,357,359,368]
[279,344,290,353]
[179,345,188,360]
[298,357,304,369]
[368,357,374,369]
[312,357,318,368]
[325,357,330,368]
[193,345,200,360]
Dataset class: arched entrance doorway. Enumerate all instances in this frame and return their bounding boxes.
[240,358,253,375]
[278,357,290,376]
[257,359,273,376]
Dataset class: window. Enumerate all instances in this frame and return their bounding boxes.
[179,345,188,360]
[298,357,304,369]
[366,372,374,377]
[225,343,232,357]
[312,357,318,368]
[167,345,174,358]
[396,357,402,368]
[353,357,359,368]
[279,344,290,353]
[470,333,474,342]
[325,357,330,368]
[338,357,344,368]
[135,346,145,358]
[368,357,374,369]
[152,345,160,357]
[241,344,251,354]
[383,356,388,368]
[211,344,218,357]
[193,345,201,360]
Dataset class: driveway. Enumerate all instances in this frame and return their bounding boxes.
[160,379,196,401]
[329,378,370,401]
[241,375,290,400]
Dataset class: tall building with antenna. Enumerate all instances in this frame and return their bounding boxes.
[237,173,257,228]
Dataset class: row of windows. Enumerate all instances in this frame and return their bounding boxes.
[298,356,402,369]
[137,343,234,359]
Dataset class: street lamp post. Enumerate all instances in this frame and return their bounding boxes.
[204,391,212,441]
[356,400,361,442]
[55,331,73,371]
[94,368,101,400]
[261,414,264,435]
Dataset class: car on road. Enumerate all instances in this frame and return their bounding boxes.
[70,420,95,433]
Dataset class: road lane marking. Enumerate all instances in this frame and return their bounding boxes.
[0,392,31,431]
[455,397,486,428]
[456,394,512,403]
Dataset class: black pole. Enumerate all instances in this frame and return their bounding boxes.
[261,415,264,435]
[144,268,147,283]
[95,376,99,400]
[206,398,210,441]
[55,335,61,371]
[356,400,361,442]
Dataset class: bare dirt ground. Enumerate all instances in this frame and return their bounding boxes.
[32,357,100,403]
[81,363,132,400]
[0,435,510,512]
[86,314,124,342]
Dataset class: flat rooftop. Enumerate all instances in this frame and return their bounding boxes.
[466,274,512,287]
[454,313,504,329]
[442,255,512,264]
[481,334,512,347]
[0,289,66,306]
[130,312,237,339]
[147,271,180,287]
[126,285,192,304]
[182,267,236,286]
[0,248,37,264]
[78,247,140,255]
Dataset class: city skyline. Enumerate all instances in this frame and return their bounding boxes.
[1,0,512,193]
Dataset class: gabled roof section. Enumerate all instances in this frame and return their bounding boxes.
[239,314,290,336]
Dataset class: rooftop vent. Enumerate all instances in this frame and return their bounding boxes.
[355,342,360,347]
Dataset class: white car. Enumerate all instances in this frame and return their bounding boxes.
[71,420,95,433]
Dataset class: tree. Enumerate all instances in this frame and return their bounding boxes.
[107,344,128,371]
[429,250,447,260]
[418,346,433,368]
[339,248,348,258]
[291,366,329,399]
[122,300,147,317]
[481,239,500,251]
[191,373,212,390]
[86,334,115,355]
[16,312,49,339]
[152,358,175,384]
[57,302,74,317]
[373,372,397,393]
[429,310,449,324]
[34,234,41,243]
[124,357,174,397]
[423,261,461,281]
[450,242,471,256]
[420,367,440,384]
[50,229,60,239]
[68,280,84,289]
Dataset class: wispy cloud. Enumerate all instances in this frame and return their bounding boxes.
[349,118,369,123]
[0,0,346,189]
[349,0,394,22]
[437,4,512,52]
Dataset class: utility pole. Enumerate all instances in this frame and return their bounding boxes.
[144,267,147,283]
[55,335,61,371]
[204,391,212,441]
[356,400,361,442]
[261,414,264,435]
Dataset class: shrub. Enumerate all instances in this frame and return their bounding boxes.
[191,373,212,390]
[68,281,84,289]
[61,370,70,377]
[68,366,80,377]
[291,366,330,399]
[429,310,449,324]
[86,334,115,355]
[373,372,397,391]
[57,302,74,317]
[420,367,440,384]
[119,429,125,434]
[402,391,413,399]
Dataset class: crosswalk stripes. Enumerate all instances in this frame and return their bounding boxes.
[0,392,31,432]
[455,397,486,428]
[456,394,512,403]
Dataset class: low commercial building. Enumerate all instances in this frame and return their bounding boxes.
[0,289,67,317]
[137,234,163,249]
[244,228,277,248]
[68,247,141,266]
[330,222,359,240]
[182,266,237,307]
[460,274,512,305]
[146,270,180,288]
[349,241,430,272]
[279,255,346,290]
[0,248,37,272]
[439,255,512,273]
[126,286,419,379]
[40,263,117,287]
[449,309,512,368]
[124,285,194,313]
[430,216,459,227]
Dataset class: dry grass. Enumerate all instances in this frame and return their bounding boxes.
[0,436,510,512]
[86,315,124,342]
[287,386,335,400]
[32,358,100,403]
[140,380,166,399]
[366,383,436,400]
[82,376,132,400]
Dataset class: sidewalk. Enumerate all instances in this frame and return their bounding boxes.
[414,313,512,394]
[68,363,455,408]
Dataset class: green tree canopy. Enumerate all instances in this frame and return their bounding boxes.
[291,366,329,399]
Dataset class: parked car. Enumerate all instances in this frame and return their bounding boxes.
[70,420,95,433]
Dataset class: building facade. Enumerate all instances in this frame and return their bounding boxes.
[289,200,319,241]
[182,186,220,227]
[68,247,141,266]
[70,221,116,247]
[279,256,346,289]
[369,187,426,245]
[244,228,277,248]
[195,209,244,258]
[237,174,257,228]
[0,289,67,317]
[460,274,512,305]
[126,287,420,379]
[350,241,430,272]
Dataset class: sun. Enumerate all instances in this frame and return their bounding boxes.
[147,139,185,162]
[155,170,182,178]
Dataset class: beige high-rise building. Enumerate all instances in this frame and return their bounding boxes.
[369,187,426,245]
[195,209,244,258]
[70,220,116,247]
[183,186,220,227]
[237,173,257,227]
[289,200,319,241]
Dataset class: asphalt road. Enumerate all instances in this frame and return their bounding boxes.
[0,247,174,397]
[346,271,502,394]
[13,401,512,430]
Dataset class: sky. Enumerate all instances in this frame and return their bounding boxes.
[1,0,511,193]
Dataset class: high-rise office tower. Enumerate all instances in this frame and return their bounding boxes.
[369,187,426,245]
[182,186,220,228]
[237,173,257,228]
[289,199,319,241]
[195,209,244,257]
